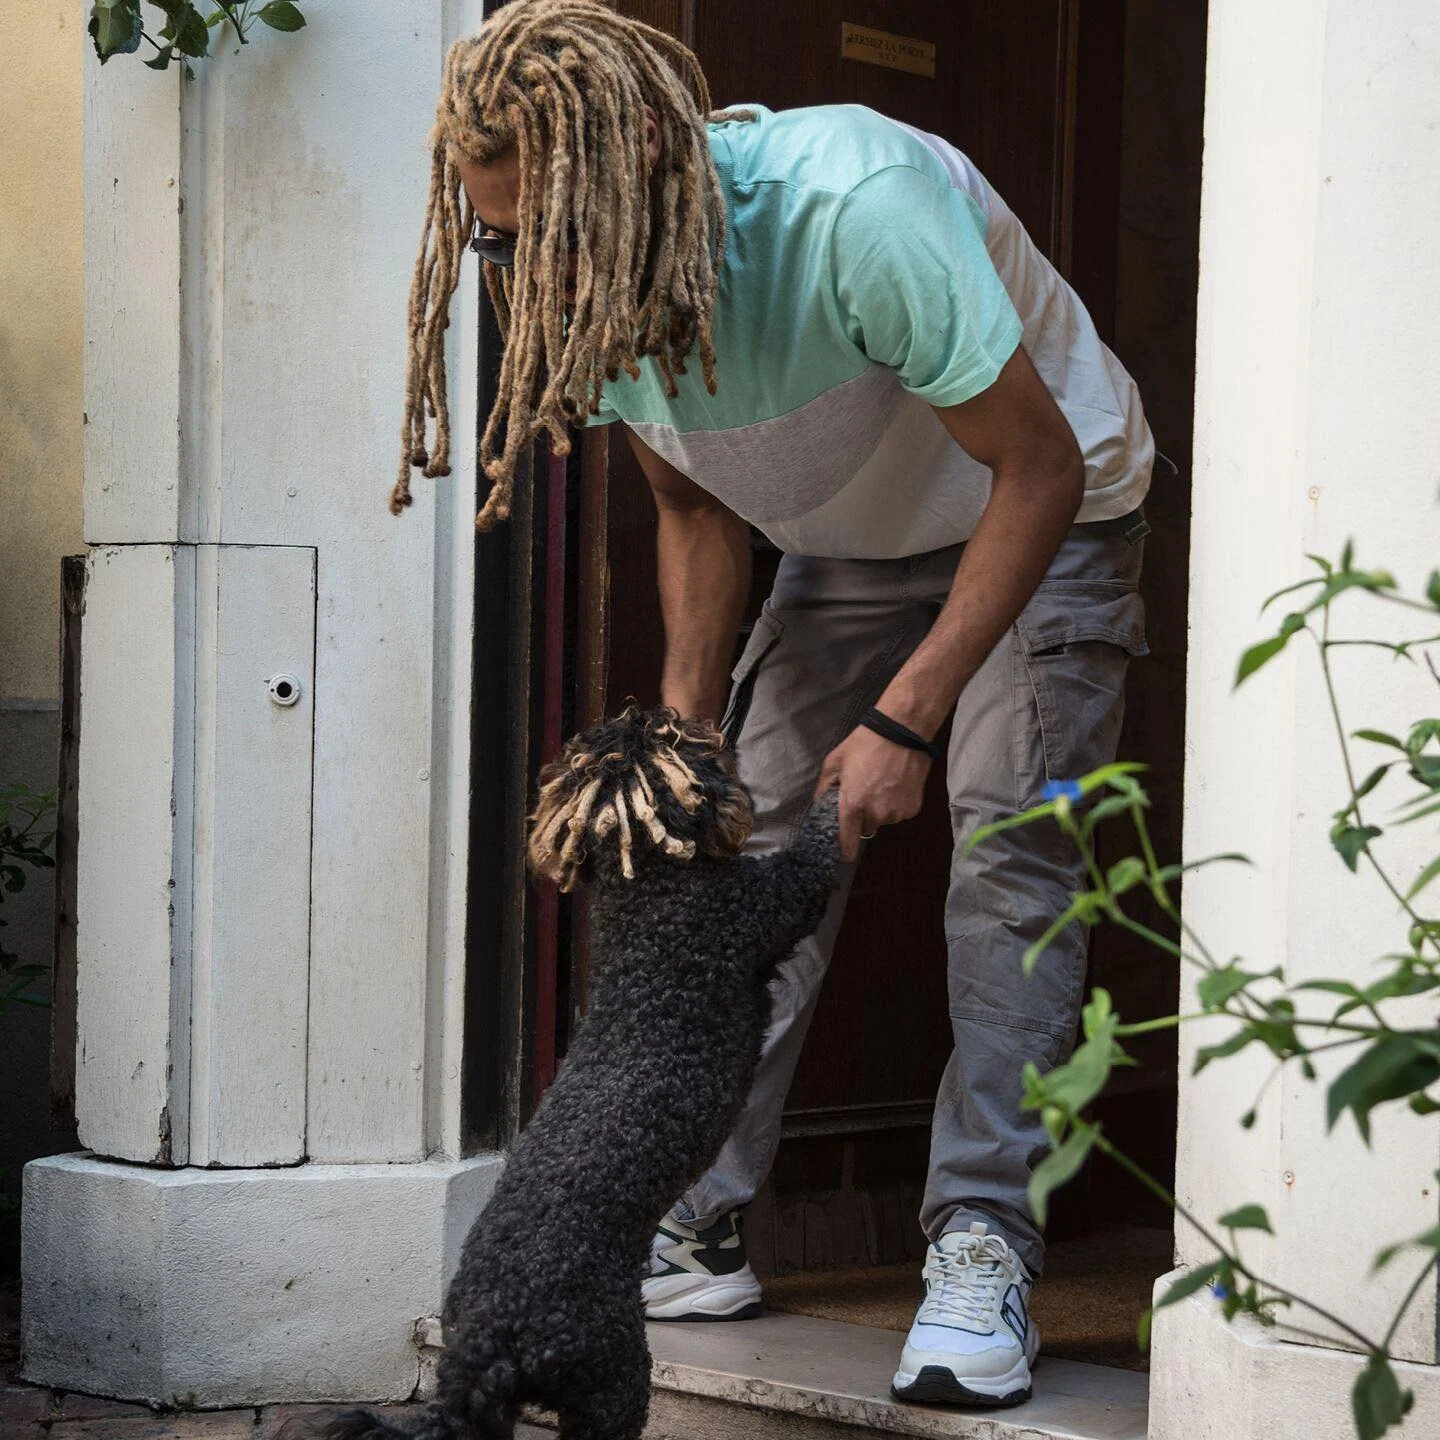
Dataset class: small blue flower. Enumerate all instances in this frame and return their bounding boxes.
[1212,1283,1231,1301]
[1041,779,1083,803]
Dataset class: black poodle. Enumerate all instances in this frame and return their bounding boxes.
[320,706,840,1440]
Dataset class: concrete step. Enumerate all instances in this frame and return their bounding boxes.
[640,1312,1149,1440]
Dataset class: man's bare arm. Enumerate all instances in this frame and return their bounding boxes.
[818,344,1085,856]
[625,428,752,723]
[878,343,1086,739]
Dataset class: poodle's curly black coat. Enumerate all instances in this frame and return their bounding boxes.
[323,709,840,1440]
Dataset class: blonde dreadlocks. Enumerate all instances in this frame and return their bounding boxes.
[395,0,748,530]
[528,706,753,891]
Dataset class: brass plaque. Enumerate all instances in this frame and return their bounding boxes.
[841,22,937,79]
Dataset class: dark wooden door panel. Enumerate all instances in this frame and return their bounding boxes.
[696,1,1073,264]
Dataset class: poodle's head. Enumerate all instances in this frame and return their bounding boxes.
[527,706,753,891]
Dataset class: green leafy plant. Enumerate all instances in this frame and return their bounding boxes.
[88,0,305,76]
[972,547,1440,1439]
[0,784,57,1015]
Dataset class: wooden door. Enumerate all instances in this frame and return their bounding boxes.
[577,0,1186,1263]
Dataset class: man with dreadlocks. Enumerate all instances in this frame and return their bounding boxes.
[401,0,1160,1411]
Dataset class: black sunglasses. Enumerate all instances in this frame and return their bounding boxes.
[469,217,579,269]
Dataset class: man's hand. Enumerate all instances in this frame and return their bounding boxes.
[816,727,932,860]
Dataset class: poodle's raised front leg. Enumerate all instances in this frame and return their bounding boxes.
[738,788,842,966]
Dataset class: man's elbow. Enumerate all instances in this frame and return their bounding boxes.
[994,435,1085,518]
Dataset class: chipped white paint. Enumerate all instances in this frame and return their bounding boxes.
[76,545,195,1163]
[1156,0,1440,1432]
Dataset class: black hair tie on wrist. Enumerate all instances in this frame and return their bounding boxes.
[860,706,942,761]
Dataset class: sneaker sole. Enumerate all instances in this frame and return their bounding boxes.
[891,1364,1032,1408]
[644,1277,764,1322]
[647,1301,764,1323]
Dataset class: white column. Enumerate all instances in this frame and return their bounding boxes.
[23,0,498,1405]
[1151,1,1440,1433]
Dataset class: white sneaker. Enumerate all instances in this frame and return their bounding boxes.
[891,1221,1039,1407]
[642,1209,763,1321]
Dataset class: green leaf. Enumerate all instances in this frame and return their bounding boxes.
[1408,719,1440,756]
[1331,821,1382,872]
[1027,1121,1097,1226]
[1354,729,1405,751]
[1136,1307,1153,1352]
[1409,1092,1440,1116]
[1020,893,1103,976]
[1427,570,1440,610]
[1155,1259,1226,1309]
[1353,764,1393,804]
[143,45,174,69]
[1295,978,1362,998]
[1197,962,1273,1011]
[1193,1027,1257,1073]
[1235,631,1294,687]
[1218,1203,1272,1234]
[1106,855,1147,896]
[174,4,211,56]
[1351,1354,1414,1440]
[1155,852,1252,885]
[88,0,144,61]
[1078,793,1134,838]
[258,0,305,30]
[1039,1031,1120,1118]
[1406,854,1440,901]
[1327,1035,1440,1142]
[1397,795,1440,825]
[1411,754,1440,789]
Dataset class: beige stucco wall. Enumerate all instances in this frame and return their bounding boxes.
[1,0,84,703]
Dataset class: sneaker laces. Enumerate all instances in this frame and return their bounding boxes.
[919,1233,1013,1330]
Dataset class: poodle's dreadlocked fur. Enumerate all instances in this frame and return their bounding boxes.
[395,0,752,531]
[528,706,753,889]
[319,708,840,1440]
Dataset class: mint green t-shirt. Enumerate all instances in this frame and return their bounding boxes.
[590,104,1153,558]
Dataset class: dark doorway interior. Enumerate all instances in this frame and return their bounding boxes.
[470,0,1209,1353]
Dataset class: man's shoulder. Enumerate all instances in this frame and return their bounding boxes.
[712,103,952,200]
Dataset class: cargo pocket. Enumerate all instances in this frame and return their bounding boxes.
[1015,582,1148,790]
[720,606,786,748]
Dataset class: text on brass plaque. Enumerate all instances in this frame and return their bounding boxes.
[840,22,937,79]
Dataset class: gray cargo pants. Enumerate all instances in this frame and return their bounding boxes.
[674,513,1148,1279]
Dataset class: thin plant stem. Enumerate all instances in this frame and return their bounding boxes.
[1382,1251,1440,1351]
[1314,628,1440,959]
[219,2,248,43]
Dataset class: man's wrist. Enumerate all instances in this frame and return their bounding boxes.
[873,677,954,742]
[660,684,728,725]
